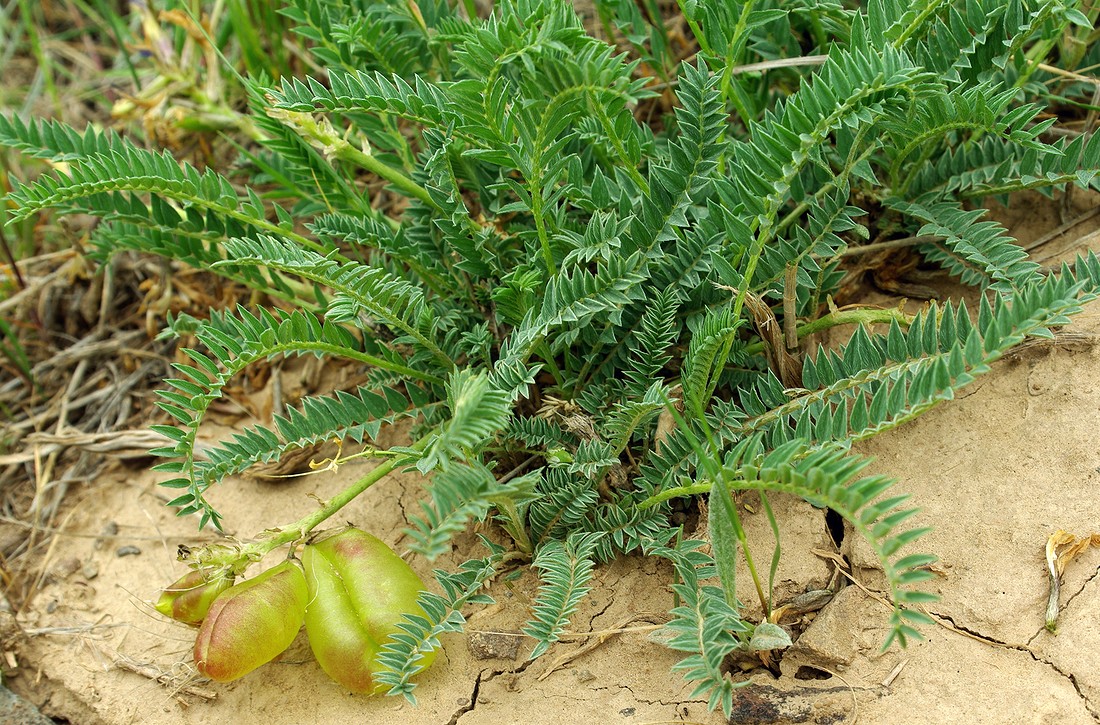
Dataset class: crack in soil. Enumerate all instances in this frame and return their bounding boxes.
[586,680,711,720]
[1035,657,1100,722]
[392,473,414,527]
[448,669,484,725]
[1029,564,1100,648]
[586,595,615,629]
[452,653,538,721]
[610,681,710,709]
[1018,561,1100,720]
[1053,564,1100,630]
[929,610,1099,721]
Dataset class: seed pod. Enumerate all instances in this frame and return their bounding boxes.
[303,528,436,694]
[193,560,308,682]
[155,569,234,625]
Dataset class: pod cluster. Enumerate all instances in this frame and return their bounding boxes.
[157,528,436,691]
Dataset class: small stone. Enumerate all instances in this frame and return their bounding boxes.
[95,522,119,551]
[116,545,141,557]
[52,557,81,580]
[467,630,522,660]
[81,562,99,580]
[572,668,596,683]
[619,707,636,717]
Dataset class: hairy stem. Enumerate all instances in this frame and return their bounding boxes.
[742,306,913,358]
[200,435,433,566]
[268,108,438,210]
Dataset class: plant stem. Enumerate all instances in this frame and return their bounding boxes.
[829,235,940,258]
[268,108,438,210]
[742,306,913,358]
[336,142,439,210]
[536,342,566,388]
[759,492,780,616]
[531,188,557,276]
[674,0,711,55]
[230,435,434,562]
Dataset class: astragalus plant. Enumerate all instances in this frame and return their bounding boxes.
[4,0,1100,714]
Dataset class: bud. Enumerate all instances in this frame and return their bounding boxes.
[155,569,234,625]
[303,528,436,694]
[193,560,308,682]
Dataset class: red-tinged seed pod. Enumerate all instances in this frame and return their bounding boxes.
[193,560,308,682]
[303,527,437,694]
[155,569,234,625]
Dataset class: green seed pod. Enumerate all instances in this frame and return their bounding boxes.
[193,560,308,682]
[303,527,437,694]
[155,569,234,625]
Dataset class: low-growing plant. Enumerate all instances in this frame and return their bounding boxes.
[5,0,1100,714]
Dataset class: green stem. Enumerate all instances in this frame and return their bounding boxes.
[592,102,649,193]
[269,109,438,210]
[228,435,434,561]
[733,500,769,615]
[889,0,947,49]
[290,342,444,385]
[640,476,754,509]
[730,259,759,323]
[702,328,738,408]
[638,0,674,75]
[594,3,618,46]
[675,0,712,55]
[536,341,565,387]
[336,143,438,210]
[91,0,140,88]
[729,0,757,65]
[532,192,556,275]
[742,306,913,358]
[759,492,780,616]
[774,145,876,238]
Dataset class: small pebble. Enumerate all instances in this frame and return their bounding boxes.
[81,562,99,580]
[116,545,142,557]
[619,707,636,717]
[572,668,596,683]
[95,522,119,551]
[52,557,81,579]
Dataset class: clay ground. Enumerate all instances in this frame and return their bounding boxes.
[3,194,1100,725]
